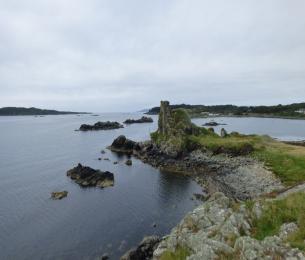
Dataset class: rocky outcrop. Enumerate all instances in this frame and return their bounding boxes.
[124,116,153,124]
[108,135,137,154]
[203,121,226,127]
[79,121,123,131]
[125,159,132,166]
[121,236,160,260]
[220,128,228,137]
[67,163,114,188]
[153,192,305,260]
[151,101,202,158]
[51,191,68,200]
[107,135,282,200]
[158,101,172,136]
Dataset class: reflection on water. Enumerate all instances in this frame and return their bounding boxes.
[1,114,304,259]
[0,114,202,260]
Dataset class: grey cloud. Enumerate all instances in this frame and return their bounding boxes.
[0,0,305,112]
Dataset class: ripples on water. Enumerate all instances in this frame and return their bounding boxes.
[0,113,202,260]
[0,114,305,259]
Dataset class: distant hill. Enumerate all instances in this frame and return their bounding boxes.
[0,107,89,116]
[146,102,305,119]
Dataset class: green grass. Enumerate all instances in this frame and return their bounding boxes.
[152,107,305,185]
[160,246,191,260]
[251,192,305,250]
[253,149,305,185]
[188,132,305,186]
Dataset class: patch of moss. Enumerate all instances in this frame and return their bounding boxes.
[251,192,305,250]
[172,108,192,126]
[160,246,191,260]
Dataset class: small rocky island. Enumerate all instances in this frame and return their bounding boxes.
[51,191,68,200]
[203,121,226,126]
[79,121,123,131]
[124,116,153,124]
[67,163,114,188]
[111,101,305,259]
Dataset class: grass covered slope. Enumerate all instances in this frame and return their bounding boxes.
[189,132,305,185]
[151,103,305,186]
[251,192,305,250]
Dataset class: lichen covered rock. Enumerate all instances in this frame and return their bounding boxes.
[151,101,202,158]
[153,192,305,260]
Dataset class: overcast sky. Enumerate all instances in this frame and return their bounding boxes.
[0,0,305,112]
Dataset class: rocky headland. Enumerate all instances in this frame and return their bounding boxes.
[79,121,123,131]
[124,116,153,124]
[67,163,114,188]
[109,101,282,200]
[111,101,305,259]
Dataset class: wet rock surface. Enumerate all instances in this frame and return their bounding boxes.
[153,192,305,260]
[108,135,136,154]
[124,116,153,124]
[121,236,160,260]
[67,163,114,188]
[79,121,123,131]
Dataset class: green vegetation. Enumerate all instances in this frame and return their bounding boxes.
[160,246,191,260]
[152,106,305,186]
[187,132,305,185]
[0,107,87,116]
[253,148,305,185]
[147,102,305,119]
[251,192,305,250]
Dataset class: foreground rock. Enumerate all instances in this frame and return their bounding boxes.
[121,236,160,260]
[51,191,68,200]
[79,121,123,131]
[124,116,153,124]
[67,163,114,188]
[153,192,305,260]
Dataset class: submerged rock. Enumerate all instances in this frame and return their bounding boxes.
[121,236,160,260]
[67,163,114,188]
[125,159,132,166]
[79,121,123,131]
[124,116,153,124]
[51,191,68,200]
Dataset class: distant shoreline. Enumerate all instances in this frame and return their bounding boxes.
[0,107,90,116]
[190,114,305,120]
